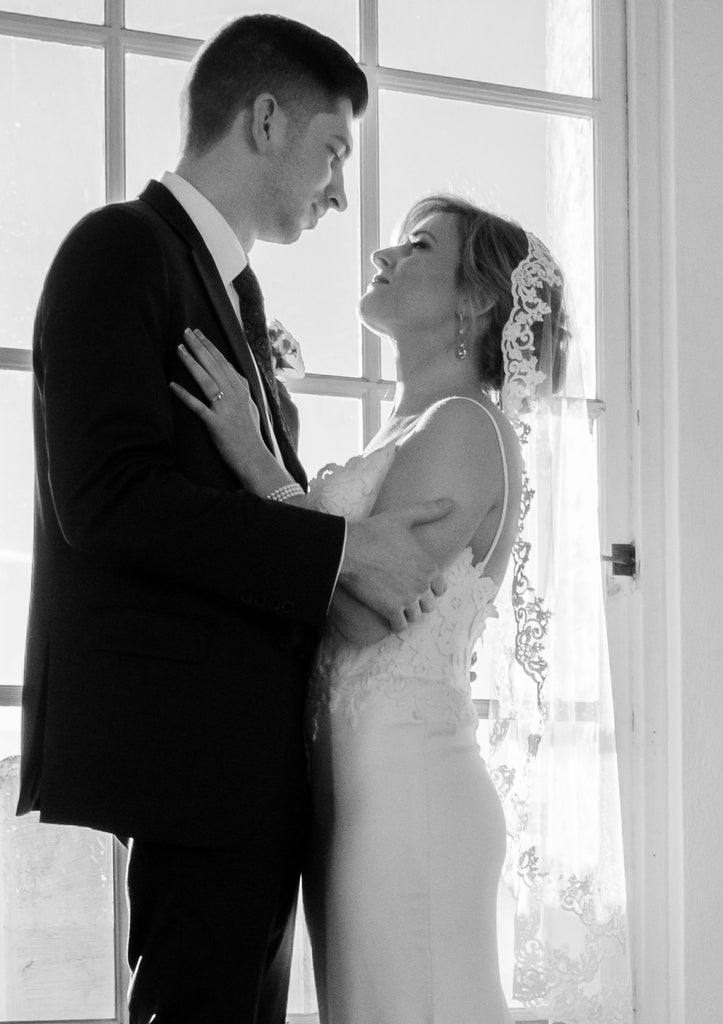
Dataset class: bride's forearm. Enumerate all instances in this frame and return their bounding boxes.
[237,444,314,509]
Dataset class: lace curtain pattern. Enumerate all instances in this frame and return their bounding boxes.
[481,396,634,1022]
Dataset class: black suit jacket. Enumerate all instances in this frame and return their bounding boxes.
[17,181,346,847]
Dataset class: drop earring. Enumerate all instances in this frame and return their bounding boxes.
[455,314,467,360]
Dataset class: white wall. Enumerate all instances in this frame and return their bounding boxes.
[630,0,723,1020]
[671,0,723,1015]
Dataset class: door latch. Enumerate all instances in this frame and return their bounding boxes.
[601,542,637,577]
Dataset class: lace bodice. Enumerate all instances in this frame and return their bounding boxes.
[307,430,505,735]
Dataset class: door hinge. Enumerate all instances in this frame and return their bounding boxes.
[601,542,637,577]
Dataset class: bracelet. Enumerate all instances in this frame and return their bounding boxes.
[267,483,305,502]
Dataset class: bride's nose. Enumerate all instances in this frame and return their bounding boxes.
[371,248,393,271]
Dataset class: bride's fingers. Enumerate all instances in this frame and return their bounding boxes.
[181,328,228,385]
[186,329,253,405]
[169,381,212,421]
[177,341,223,402]
[192,328,236,376]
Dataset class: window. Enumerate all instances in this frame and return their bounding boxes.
[0,2,628,1021]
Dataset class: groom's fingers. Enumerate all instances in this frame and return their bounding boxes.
[430,572,447,597]
[403,602,423,624]
[392,497,455,529]
[387,608,408,633]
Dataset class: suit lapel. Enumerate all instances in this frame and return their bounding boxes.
[194,253,308,487]
[189,249,278,455]
[138,181,281,464]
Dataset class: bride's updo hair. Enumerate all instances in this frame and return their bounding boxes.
[399,194,569,394]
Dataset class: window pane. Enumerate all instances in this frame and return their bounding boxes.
[0,1,103,21]
[0,750,116,1021]
[125,53,190,200]
[379,92,596,394]
[252,125,362,378]
[0,37,104,349]
[0,372,33,690]
[379,0,592,96]
[294,394,362,480]
[125,0,358,56]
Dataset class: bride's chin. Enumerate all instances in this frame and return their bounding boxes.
[357,296,388,336]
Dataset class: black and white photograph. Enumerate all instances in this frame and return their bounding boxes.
[0,2,721,1022]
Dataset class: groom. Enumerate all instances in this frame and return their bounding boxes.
[17,14,451,1024]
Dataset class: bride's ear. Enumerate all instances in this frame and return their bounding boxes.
[457,296,495,334]
[472,297,495,319]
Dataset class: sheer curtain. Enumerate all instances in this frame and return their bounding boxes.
[480,5,634,1012]
[483,397,634,1022]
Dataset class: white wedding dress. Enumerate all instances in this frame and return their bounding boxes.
[303,399,514,1024]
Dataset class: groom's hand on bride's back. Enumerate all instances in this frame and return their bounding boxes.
[339,498,454,633]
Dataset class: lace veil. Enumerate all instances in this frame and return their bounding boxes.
[483,233,634,1021]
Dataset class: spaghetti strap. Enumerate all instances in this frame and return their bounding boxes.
[434,397,510,574]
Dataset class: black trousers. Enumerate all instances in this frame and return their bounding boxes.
[125,835,303,1024]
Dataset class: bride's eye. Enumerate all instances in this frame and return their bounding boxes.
[409,238,428,250]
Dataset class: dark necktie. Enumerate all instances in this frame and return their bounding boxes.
[232,263,300,453]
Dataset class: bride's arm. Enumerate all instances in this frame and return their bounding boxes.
[326,399,516,646]
[330,399,518,642]
[372,399,513,568]
[171,327,312,508]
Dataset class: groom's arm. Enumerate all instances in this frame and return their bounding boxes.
[37,204,344,629]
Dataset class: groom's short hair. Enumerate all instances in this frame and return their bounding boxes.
[181,14,368,155]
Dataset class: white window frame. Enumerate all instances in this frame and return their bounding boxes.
[0,1,639,1022]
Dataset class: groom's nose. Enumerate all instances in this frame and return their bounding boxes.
[326,166,348,213]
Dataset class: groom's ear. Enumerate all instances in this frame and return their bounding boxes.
[249,93,286,153]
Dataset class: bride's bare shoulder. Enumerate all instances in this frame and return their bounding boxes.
[376,396,503,507]
[405,394,518,460]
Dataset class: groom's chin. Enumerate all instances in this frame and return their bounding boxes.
[260,223,304,246]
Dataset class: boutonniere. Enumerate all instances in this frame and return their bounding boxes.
[268,319,305,381]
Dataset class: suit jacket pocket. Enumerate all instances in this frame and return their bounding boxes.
[85,607,212,663]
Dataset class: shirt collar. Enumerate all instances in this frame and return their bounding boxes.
[160,171,247,285]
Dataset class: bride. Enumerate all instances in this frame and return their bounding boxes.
[172,193,569,1023]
